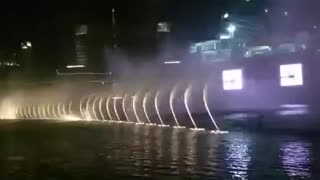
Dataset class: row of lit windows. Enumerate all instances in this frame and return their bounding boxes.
[222,63,303,90]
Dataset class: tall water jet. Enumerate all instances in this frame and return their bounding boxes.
[68,101,73,115]
[132,95,143,124]
[98,97,106,121]
[184,85,203,131]
[155,90,168,127]
[143,92,152,125]
[170,85,182,128]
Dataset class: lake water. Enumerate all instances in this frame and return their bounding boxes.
[0,121,319,179]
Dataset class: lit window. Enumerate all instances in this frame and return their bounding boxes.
[280,64,303,86]
[223,69,243,90]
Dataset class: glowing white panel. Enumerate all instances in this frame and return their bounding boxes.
[223,69,243,90]
[280,64,303,87]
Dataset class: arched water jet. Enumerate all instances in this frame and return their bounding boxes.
[28,106,33,119]
[21,107,25,119]
[79,97,88,119]
[47,104,52,118]
[57,103,63,118]
[62,103,67,116]
[85,96,94,121]
[155,90,168,127]
[92,96,99,121]
[203,84,220,131]
[132,95,143,124]
[24,107,29,119]
[170,85,183,128]
[106,96,113,121]
[17,107,22,119]
[98,97,106,121]
[42,105,47,119]
[52,104,58,119]
[203,84,228,134]
[184,85,204,131]
[122,95,131,123]
[142,92,153,125]
[37,105,42,119]
[32,105,37,119]
[113,97,121,121]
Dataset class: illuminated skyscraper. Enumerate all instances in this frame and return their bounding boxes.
[74,25,88,67]
[157,22,172,61]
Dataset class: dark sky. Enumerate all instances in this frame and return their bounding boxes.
[1,0,317,46]
[0,0,229,48]
[0,0,318,69]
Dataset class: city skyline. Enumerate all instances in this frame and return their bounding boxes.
[0,0,318,73]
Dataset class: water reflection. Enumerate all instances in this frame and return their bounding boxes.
[184,131,198,176]
[281,141,311,178]
[225,133,251,180]
[0,121,318,179]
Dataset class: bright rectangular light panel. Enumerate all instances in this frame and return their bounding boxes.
[223,69,243,90]
[280,64,303,86]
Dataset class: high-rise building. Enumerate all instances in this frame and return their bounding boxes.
[157,22,172,62]
[74,25,88,67]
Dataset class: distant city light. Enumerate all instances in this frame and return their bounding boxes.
[227,24,236,33]
[66,65,86,69]
[112,97,123,100]
[280,64,303,87]
[26,41,32,48]
[264,8,269,13]
[284,11,288,16]
[227,24,236,38]
[223,69,243,90]
[223,12,229,19]
[21,41,32,49]
[314,25,317,29]
[220,33,232,40]
[157,22,171,32]
[163,61,181,64]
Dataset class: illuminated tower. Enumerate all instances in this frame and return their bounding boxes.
[112,8,117,49]
[157,22,172,61]
[75,25,88,67]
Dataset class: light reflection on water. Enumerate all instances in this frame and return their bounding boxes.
[281,141,312,178]
[225,133,251,180]
[0,121,317,179]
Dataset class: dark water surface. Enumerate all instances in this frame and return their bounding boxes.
[0,121,319,179]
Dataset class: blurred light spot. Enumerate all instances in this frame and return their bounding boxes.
[280,64,303,87]
[223,69,243,90]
